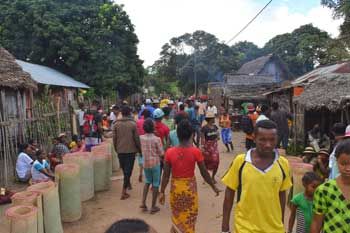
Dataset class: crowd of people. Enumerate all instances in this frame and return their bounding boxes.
[13,96,350,233]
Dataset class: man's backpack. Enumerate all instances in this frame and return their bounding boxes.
[83,113,98,136]
[241,115,254,134]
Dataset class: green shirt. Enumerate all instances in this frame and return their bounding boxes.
[162,118,175,131]
[291,193,313,233]
[313,179,350,233]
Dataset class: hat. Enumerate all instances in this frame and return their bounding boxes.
[58,133,66,138]
[153,108,164,119]
[205,112,215,119]
[168,100,175,105]
[303,147,316,154]
[145,99,152,104]
[122,100,128,105]
[318,148,329,156]
[153,99,160,104]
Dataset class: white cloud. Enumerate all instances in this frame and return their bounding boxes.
[117,0,342,66]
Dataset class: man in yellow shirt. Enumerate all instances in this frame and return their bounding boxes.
[221,120,292,233]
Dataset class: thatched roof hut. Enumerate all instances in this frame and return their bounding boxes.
[294,73,350,112]
[0,47,37,90]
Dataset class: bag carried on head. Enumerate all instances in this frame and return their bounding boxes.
[241,115,254,134]
[83,113,98,137]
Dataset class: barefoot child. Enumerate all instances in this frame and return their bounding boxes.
[288,172,322,233]
[311,139,350,233]
[140,118,164,214]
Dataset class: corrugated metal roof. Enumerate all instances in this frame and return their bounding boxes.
[16,60,90,89]
[292,62,350,85]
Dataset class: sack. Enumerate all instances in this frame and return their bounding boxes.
[241,115,254,134]
[83,114,98,136]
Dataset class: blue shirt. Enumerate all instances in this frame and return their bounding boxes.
[138,105,155,119]
[169,130,180,147]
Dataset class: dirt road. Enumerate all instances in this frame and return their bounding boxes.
[0,131,291,233]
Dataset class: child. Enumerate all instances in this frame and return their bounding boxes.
[69,135,82,152]
[219,110,234,152]
[31,150,55,184]
[312,149,329,181]
[311,139,350,233]
[139,119,164,214]
[288,172,322,233]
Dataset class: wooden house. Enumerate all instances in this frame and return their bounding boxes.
[209,54,292,111]
[0,47,38,185]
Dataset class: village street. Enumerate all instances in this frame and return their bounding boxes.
[1,131,293,233]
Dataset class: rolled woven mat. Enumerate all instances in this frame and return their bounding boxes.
[92,145,112,191]
[6,205,38,233]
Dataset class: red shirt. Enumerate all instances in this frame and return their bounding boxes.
[165,147,204,178]
[136,118,145,136]
[154,121,170,145]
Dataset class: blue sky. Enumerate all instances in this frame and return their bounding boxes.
[117,0,342,66]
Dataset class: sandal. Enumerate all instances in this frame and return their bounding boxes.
[150,206,160,214]
[120,193,130,200]
[139,205,148,212]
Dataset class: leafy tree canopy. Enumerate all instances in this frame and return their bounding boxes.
[0,0,143,96]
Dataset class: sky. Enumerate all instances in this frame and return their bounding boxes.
[116,0,343,66]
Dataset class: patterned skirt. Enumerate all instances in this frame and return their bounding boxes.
[170,177,198,233]
[221,128,232,144]
[202,140,220,170]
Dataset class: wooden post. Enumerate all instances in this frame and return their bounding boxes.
[56,96,61,133]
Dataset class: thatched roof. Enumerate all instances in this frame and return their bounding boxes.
[294,74,350,111]
[238,54,274,75]
[0,47,37,90]
[225,74,277,86]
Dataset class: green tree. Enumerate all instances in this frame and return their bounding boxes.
[0,0,143,96]
[152,30,239,95]
[231,41,263,66]
[264,24,332,76]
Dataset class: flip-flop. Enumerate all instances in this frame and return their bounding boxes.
[150,206,160,214]
[139,205,148,212]
[120,193,130,200]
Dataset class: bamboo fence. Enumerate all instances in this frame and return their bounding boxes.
[0,95,72,186]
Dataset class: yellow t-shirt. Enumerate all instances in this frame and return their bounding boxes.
[222,152,292,233]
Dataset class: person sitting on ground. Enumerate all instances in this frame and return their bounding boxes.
[50,136,70,170]
[28,139,39,154]
[311,148,329,181]
[69,135,83,152]
[301,147,317,163]
[288,172,322,233]
[140,119,164,214]
[105,219,157,233]
[16,143,34,183]
[31,149,54,184]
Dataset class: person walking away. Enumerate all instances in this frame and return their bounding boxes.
[83,101,103,151]
[168,100,177,119]
[109,105,120,125]
[241,103,258,150]
[31,149,54,184]
[159,120,220,233]
[201,112,220,183]
[192,105,201,147]
[256,104,269,123]
[198,98,206,125]
[312,149,329,181]
[219,110,234,152]
[207,100,218,117]
[169,113,187,147]
[139,119,164,214]
[288,172,322,233]
[311,139,350,233]
[328,123,346,179]
[138,99,155,119]
[16,143,34,183]
[162,106,175,131]
[153,108,170,149]
[221,120,293,233]
[113,106,141,200]
[177,104,188,119]
[270,102,292,150]
[75,102,86,138]
[136,109,152,182]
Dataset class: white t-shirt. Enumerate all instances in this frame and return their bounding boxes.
[16,152,33,179]
[31,160,50,182]
[256,114,269,123]
[109,112,117,123]
[207,105,218,115]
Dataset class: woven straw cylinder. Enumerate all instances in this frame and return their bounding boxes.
[27,181,63,233]
[104,139,119,171]
[63,152,94,201]
[11,191,44,233]
[55,163,81,222]
[6,205,38,233]
[92,145,112,191]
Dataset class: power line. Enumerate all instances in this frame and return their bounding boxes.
[226,0,273,45]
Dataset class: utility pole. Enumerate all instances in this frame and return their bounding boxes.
[194,51,197,97]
